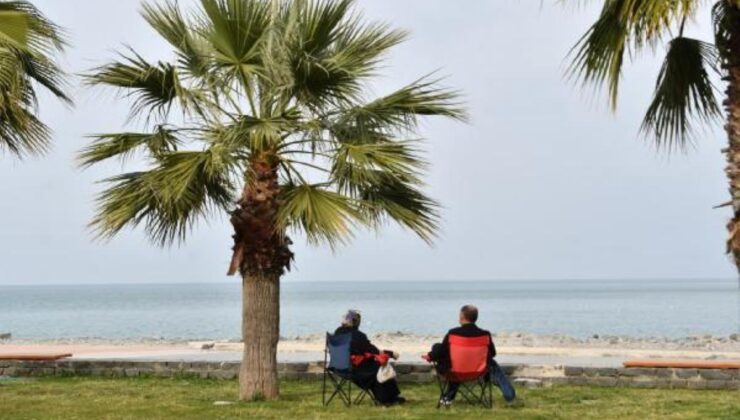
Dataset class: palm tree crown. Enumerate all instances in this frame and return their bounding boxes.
[0,0,69,158]
[81,0,465,258]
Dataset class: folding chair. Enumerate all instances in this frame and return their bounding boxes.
[321,332,376,406]
[434,334,493,409]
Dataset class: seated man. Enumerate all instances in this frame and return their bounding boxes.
[424,304,496,406]
[334,309,405,406]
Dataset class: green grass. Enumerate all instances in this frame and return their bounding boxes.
[0,377,738,419]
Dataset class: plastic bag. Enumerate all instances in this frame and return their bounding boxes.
[376,362,397,383]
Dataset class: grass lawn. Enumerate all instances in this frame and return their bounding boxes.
[0,377,738,419]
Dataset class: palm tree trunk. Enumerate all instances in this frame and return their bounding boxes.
[240,273,280,400]
[723,3,740,274]
[228,154,293,400]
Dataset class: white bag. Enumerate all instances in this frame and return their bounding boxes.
[376,362,397,383]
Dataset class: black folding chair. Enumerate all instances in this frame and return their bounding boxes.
[321,332,376,406]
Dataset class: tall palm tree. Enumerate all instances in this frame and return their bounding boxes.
[80,0,464,400]
[0,1,69,158]
[568,1,740,272]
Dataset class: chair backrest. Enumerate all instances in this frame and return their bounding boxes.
[448,334,490,381]
[326,332,352,373]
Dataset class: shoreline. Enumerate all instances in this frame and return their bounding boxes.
[3,332,739,367]
[4,331,739,351]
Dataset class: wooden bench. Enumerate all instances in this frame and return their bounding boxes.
[0,353,72,361]
[623,359,740,369]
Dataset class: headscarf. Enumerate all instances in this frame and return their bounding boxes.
[341,309,361,328]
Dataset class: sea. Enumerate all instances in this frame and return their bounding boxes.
[0,279,738,341]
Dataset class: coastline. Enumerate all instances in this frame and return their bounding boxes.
[3,332,739,367]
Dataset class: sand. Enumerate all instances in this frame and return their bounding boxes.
[2,332,739,366]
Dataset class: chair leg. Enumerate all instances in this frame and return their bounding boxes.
[323,372,352,407]
[437,378,450,409]
[488,378,494,408]
[322,370,327,406]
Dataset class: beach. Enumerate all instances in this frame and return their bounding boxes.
[4,332,739,367]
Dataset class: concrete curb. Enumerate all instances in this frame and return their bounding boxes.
[0,360,738,390]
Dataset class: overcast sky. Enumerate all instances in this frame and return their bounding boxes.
[0,0,734,285]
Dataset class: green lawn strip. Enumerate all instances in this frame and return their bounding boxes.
[0,377,738,420]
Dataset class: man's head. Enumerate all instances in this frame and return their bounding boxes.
[459,304,478,325]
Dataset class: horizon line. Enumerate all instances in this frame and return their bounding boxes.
[0,277,737,287]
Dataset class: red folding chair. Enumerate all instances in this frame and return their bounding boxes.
[434,334,493,409]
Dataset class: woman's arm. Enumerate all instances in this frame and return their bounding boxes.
[354,331,380,354]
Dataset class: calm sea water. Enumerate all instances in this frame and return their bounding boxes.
[0,280,738,341]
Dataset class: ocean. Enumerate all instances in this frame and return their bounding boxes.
[1,279,738,341]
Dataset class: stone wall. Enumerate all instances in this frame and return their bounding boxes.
[0,360,738,390]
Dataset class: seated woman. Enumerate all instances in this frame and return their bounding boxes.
[334,309,405,406]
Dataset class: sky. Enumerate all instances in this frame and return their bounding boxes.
[0,0,735,285]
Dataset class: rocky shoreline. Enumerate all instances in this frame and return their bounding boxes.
[3,331,739,352]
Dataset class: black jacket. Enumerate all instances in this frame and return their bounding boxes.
[432,323,496,362]
[334,326,380,355]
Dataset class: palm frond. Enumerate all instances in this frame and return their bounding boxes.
[0,1,68,158]
[358,173,439,244]
[85,50,205,117]
[91,146,237,246]
[568,0,699,109]
[220,110,301,151]
[277,182,364,246]
[79,126,181,168]
[0,10,29,49]
[336,77,466,134]
[197,0,271,88]
[17,50,70,103]
[641,37,721,150]
[141,0,210,77]
[0,98,50,157]
[283,0,406,108]
[330,140,426,194]
[0,1,66,53]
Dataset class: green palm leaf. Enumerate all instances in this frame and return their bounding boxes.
[360,173,439,243]
[277,182,364,246]
[567,0,699,109]
[79,126,181,168]
[641,37,721,149]
[85,51,184,118]
[92,146,237,246]
[0,11,29,49]
[335,77,466,135]
[141,0,210,77]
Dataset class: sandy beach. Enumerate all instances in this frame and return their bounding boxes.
[3,332,739,367]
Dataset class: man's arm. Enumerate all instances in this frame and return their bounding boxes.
[489,333,496,358]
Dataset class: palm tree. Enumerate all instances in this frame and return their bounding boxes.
[0,1,69,158]
[80,0,464,400]
[568,1,740,272]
